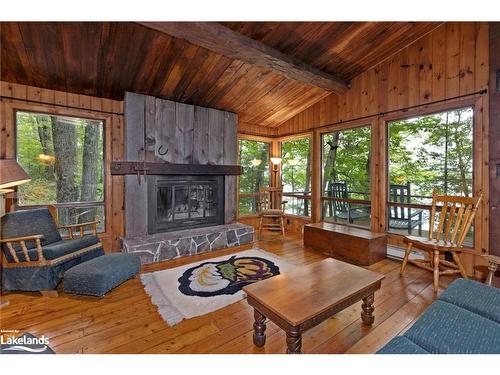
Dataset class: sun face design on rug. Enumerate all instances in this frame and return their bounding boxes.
[178,256,280,297]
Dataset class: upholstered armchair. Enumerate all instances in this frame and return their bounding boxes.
[1,208,104,293]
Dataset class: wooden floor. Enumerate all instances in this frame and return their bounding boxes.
[0,234,456,354]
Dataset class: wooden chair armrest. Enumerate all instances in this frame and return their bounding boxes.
[0,234,44,244]
[0,234,45,263]
[58,220,100,238]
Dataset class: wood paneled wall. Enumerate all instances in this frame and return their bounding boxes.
[238,121,278,137]
[277,22,489,135]
[272,22,491,275]
[0,81,125,252]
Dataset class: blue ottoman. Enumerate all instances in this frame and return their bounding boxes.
[64,253,141,297]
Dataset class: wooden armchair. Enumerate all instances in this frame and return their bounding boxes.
[400,189,482,293]
[257,187,287,239]
[1,208,104,293]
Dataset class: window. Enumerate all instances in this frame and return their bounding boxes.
[281,137,311,217]
[387,107,474,245]
[16,111,105,232]
[238,139,270,215]
[321,126,371,228]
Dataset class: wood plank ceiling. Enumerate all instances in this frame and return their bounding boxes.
[1,22,440,128]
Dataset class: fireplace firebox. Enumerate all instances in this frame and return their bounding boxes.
[147,175,225,234]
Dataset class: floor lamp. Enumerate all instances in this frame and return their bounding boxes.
[0,159,31,308]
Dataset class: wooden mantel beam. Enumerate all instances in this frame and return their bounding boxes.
[137,22,350,95]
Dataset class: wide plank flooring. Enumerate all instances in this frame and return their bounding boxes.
[0,234,456,354]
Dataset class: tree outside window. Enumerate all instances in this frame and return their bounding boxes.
[388,107,474,244]
[238,139,270,215]
[281,137,311,216]
[16,111,105,232]
[321,126,372,228]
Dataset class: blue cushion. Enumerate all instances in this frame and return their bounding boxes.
[404,300,500,354]
[9,235,100,262]
[1,208,62,262]
[377,336,429,354]
[439,278,500,324]
[64,253,141,297]
[42,236,100,260]
[1,208,62,246]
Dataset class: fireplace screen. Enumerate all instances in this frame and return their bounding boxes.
[148,175,224,233]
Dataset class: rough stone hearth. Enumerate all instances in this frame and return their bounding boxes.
[122,223,254,264]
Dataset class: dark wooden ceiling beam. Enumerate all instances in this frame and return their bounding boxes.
[137,22,350,95]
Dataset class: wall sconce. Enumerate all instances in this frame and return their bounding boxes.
[270,157,282,182]
[250,158,262,167]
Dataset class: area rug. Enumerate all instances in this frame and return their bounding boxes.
[140,248,296,326]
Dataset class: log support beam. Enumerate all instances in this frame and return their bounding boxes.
[137,22,350,95]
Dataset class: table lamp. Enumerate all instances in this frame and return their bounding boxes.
[0,159,31,308]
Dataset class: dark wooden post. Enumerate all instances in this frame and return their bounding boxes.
[489,22,500,286]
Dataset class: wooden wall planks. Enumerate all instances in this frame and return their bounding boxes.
[0,80,125,252]
[277,23,489,136]
[273,22,491,275]
[123,92,239,237]
[155,98,176,163]
[224,112,239,223]
[124,92,148,237]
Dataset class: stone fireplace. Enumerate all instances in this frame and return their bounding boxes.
[119,92,254,264]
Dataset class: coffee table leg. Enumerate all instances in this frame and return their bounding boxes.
[253,309,267,347]
[361,293,375,325]
[286,329,302,354]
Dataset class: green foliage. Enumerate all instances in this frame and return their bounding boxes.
[238,139,270,215]
[281,138,310,193]
[16,111,104,206]
[322,126,371,200]
[281,137,311,216]
[388,108,473,202]
[319,108,473,206]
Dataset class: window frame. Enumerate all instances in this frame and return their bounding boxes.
[237,134,272,218]
[12,105,109,234]
[279,134,312,219]
[319,123,374,230]
[384,104,476,249]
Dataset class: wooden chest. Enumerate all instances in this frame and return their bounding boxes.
[303,222,387,266]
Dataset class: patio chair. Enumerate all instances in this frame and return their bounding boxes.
[388,183,423,235]
[1,208,104,294]
[327,182,370,224]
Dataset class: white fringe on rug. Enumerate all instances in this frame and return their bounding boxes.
[140,248,296,326]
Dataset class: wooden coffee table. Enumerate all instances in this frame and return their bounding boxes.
[243,258,384,354]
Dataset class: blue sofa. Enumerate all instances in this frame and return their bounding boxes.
[378,278,500,354]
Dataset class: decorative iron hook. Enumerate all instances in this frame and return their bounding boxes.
[158,145,169,156]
